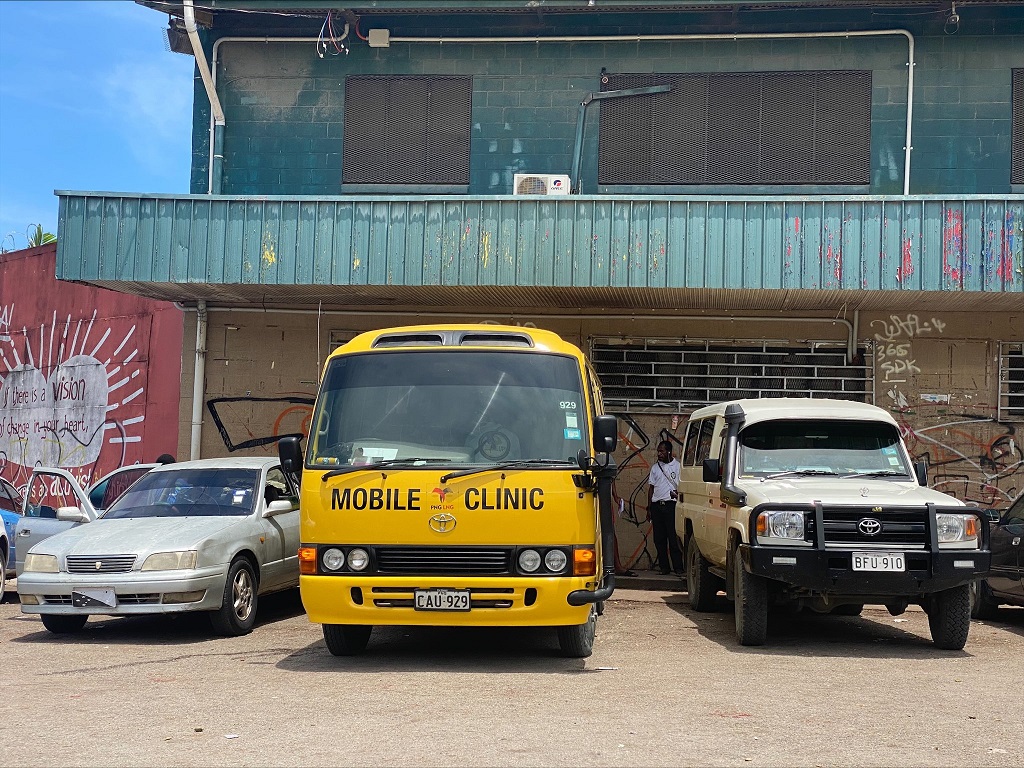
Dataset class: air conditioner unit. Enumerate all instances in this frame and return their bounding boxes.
[513,173,571,195]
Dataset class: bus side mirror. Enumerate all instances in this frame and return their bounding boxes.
[914,460,928,486]
[278,436,303,476]
[592,415,618,454]
[703,458,721,483]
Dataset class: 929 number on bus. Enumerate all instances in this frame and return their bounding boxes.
[414,589,471,611]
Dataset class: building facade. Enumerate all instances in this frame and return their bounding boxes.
[53,0,1023,569]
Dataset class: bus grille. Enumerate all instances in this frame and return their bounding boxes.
[375,547,512,575]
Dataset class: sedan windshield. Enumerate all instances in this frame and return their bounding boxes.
[102,468,260,519]
[308,350,588,468]
[738,419,911,478]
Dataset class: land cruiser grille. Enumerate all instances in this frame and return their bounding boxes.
[375,547,512,575]
[811,508,928,548]
[65,555,137,574]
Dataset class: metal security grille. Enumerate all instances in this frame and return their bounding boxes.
[343,76,472,185]
[599,71,872,186]
[1013,70,1024,185]
[998,342,1024,421]
[591,338,872,411]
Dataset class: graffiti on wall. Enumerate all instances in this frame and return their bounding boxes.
[872,313,946,384]
[0,304,150,491]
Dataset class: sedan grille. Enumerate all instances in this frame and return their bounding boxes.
[375,547,512,575]
[66,555,137,574]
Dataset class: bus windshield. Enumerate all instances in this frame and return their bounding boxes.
[307,350,588,468]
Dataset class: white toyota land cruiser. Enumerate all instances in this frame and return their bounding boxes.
[677,398,990,649]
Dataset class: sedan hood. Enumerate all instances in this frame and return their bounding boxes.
[740,477,966,508]
[29,516,244,557]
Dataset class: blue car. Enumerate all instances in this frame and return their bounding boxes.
[1,478,24,598]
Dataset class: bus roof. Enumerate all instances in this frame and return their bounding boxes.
[330,324,583,358]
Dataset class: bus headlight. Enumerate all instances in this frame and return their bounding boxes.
[936,514,978,543]
[544,549,568,573]
[322,548,345,571]
[347,548,370,571]
[518,549,541,573]
[756,511,805,540]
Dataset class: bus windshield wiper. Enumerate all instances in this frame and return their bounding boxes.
[321,458,451,482]
[763,469,838,480]
[440,458,574,483]
[839,470,907,479]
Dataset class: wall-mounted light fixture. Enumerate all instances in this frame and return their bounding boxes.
[944,3,960,34]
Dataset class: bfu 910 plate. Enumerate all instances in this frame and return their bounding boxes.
[851,552,905,572]
[414,588,471,611]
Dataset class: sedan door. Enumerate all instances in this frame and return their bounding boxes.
[0,479,23,573]
[256,466,300,590]
[15,469,98,575]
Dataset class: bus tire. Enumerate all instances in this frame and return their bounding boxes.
[323,624,372,656]
[557,606,596,658]
[929,584,971,650]
[686,537,720,611]
[734,548,768,646]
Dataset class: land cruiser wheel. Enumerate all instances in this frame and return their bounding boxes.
[41,614,88,634]
[557,606,597,658]
[686,537,720,611]
[969,579,999,620]
[323,624,372,656]
[928,584,971,650]
[733,549,768,646]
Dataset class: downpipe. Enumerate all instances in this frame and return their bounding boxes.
[567,455,617,606]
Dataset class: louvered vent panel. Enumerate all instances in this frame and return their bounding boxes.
[1013,70,1024,185]
[599,71,871,186]
[343,76,471,185]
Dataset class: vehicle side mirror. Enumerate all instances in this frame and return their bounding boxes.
[56,506,89,523]
[263,499,295,517]
[592,415,618,454]
[914,460,928,486]
[703,458,721,483]
[278,436,303,476]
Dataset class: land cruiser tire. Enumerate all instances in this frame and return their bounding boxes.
[733,549,768,646]
[928,584,971,650]
[557,606,597,658]
[41,614,88,634]
[323,624,372,656]
[686,537,720,611]
[969,579,999,620]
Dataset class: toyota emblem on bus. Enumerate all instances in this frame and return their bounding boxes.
[429,513,457,533]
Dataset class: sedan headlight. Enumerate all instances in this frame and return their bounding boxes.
[141,550,197,571]
[756,511,805,540]
[936,514,979,543]
[24,553,59,573]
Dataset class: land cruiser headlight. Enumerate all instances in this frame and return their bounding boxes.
[518,549,541,573]
[142,551,197,571]
[936,513,979,543]
[24,553,59,573]
[756,511,805,540]
[347,548,370,571]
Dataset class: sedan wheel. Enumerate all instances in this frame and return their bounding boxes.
[210,558,258,636]
[41,614,88,634]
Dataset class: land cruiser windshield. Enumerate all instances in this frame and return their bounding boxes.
[737,419,911,478]
[307,350,588,468]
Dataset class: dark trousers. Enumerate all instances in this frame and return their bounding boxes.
[650,500,683,573]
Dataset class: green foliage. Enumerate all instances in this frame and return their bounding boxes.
[27,224,56,247]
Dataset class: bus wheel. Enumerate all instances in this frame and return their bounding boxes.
[557,606,596,658]
[323,624,372,656]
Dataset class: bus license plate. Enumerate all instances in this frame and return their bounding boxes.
[414,589,471,611]
[851,552,905,572]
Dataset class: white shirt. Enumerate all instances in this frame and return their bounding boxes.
[648,457,680,502]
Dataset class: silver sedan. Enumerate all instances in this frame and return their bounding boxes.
[17,457,299,636]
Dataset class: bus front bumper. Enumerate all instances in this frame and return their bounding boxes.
[300,575,600,626]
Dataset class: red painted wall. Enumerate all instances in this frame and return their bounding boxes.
[0,244,183,492]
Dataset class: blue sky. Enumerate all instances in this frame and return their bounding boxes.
[0,0,194,250]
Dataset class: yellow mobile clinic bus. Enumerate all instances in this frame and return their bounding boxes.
[278,325,619,657]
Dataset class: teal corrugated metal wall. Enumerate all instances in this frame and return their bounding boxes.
[56,194,1024,294]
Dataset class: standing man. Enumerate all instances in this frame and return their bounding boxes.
[647,440,683,575]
